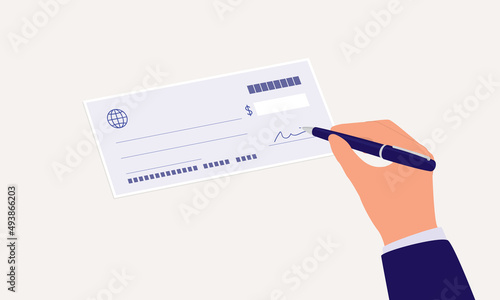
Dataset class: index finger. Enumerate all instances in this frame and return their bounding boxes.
[331,120,433,159]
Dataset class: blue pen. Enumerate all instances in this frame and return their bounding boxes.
[302,127,436,171]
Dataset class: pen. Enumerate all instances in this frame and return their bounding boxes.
[302,126,436,171]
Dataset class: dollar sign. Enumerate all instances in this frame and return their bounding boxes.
[245,105,253,116]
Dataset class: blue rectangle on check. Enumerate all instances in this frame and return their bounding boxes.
[247,155,252,160]
[167,171,171,176]
[287,77,295,86]
[171,170,176,175]
[254,84,262,92]
[236,157,241,162]
[267,81,275,90]
[193,166,198,171]
[219,160,224,165]
[188,166,193,172]
[252,154,257,159]
[177,169,181,174]
[280,79,288,87]
[225,159,230,164]
[133,177,138,183]
[247,85,255,94]
[214,161,219,166]
[260,83,269,91]
[242,156,247,161]
[128,179,133,184]
[209,162,214,168]
[145,176,149,181]
[274,80,282,88]
[293,76,301,85]
[161,172,165,177]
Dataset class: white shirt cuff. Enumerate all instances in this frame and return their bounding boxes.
[382,227,446,254]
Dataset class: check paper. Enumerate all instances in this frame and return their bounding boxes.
[84,60,333,197]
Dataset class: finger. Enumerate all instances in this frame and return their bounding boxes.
[328,134,368,182]
[375,120,419,143]
[374,120,433,159]
[332,121,408,144]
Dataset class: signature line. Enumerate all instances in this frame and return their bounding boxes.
[269,136,314,146]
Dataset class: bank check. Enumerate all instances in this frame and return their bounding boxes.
[84,59,333,198]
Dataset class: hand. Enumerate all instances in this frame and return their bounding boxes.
[328,120,437,245]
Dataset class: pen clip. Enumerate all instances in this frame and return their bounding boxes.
[392,146,431,161]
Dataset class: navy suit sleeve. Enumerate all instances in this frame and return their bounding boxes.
[382,240,474,300]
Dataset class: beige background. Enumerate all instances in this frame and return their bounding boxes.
[1,0,499,299]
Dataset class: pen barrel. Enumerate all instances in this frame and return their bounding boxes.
[381,146,436,171]
[312,127,436,172]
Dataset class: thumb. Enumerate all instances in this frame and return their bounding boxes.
[328,134,368,180]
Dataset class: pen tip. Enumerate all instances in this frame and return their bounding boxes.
[302,127,313,134]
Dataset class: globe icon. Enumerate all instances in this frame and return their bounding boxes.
[107,109,128,129]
